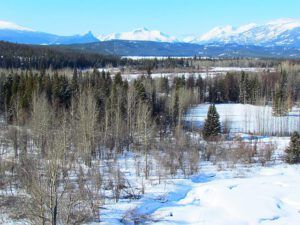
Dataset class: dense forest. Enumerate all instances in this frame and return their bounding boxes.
[0,41,121,69]
[1,64,299,123]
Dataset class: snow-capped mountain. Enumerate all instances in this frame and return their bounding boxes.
[191,18,300,47]
[1,18,300,57]
[97,18,300,48]
[98,27,178,42]
[0,20,34,31]
[0,20,99,45]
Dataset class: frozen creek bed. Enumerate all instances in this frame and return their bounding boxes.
[101,163,300,225]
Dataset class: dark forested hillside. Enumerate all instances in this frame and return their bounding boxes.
[62,40,300,58]
[0,29,100,45]
[0,41,121,69]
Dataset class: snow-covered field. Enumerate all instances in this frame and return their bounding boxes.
[100,146,300,225]
[184,103,300,135]
[120,72,221,81]
[121,56,194,60]
[210,67,275,73]
[98,67,274,81]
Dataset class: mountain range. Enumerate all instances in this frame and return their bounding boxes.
[191,18,300,48]
[0,21,98,45]
[0,18,300,57]
[98,27,178,43]
[97,18,300,48]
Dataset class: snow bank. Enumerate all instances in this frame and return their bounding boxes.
[152,165,300,225]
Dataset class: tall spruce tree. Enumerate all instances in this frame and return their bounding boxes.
[285,131,300,164]
[239,71,248,104]
[273,70,288,116]
[172,91,179,125]
[202,104,221,140]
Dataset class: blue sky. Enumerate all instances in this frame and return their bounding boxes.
[1,0,300,36]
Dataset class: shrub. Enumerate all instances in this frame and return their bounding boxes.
[285,131,300,164]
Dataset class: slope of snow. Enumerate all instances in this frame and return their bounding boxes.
[0,20,34,31]
[98,27,177,42]
[197,25,235,42]
[151,165,300,225]
[192,18,300,46]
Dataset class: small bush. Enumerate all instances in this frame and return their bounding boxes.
[285,131,300,164]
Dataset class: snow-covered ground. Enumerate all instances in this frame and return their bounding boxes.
[1,135,298,225]
[121,56,194,60]
[97,66,274,81]
[120,72,222,81]
[150,164,300,225]
[210,67,275,73]
[184,103,300,135]
[1,103,299,225]
[100,143,300,225]
[98,104,299,224]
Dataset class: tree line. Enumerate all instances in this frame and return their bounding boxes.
[1,66,299,127]
[0,41,121,69]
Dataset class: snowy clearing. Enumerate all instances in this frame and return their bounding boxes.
[184,103,300,135]
[120,72,222,81]
[210,67,275,72]
[97,66,274,81]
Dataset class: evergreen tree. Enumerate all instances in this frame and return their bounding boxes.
[239,71,247,104]
[273,70,288,116]
[249,75,260,104]
[3,74,13,113]
[239,71,252,104]
[71,68,79,95]
[172,91,179,125]
[134,79,147,101]
[202,104,221,140]
[285,131,300,164]
[158,77,169,94]
[196,75,204,102]
[224,73,239,103]
[186,75,195,89]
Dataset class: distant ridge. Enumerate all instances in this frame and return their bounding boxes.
[0,20,99,45]
[63,40,300,58]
